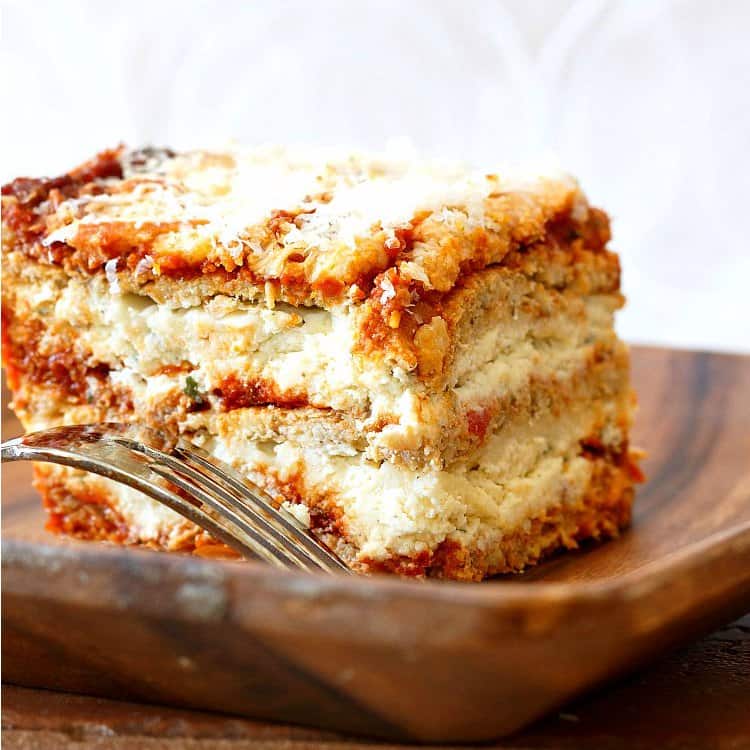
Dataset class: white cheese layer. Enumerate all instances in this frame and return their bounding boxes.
[89,399,611,561]
[50,276,618,459]
[53,277,408,422]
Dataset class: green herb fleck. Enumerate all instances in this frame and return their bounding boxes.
[184,375,204,403]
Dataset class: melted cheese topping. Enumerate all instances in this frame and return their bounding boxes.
[41,145,581,294]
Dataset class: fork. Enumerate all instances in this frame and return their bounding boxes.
[1,423,350,574]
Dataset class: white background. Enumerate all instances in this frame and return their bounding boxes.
[2,0,748,353]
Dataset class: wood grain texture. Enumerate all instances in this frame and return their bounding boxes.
[2,347,750,743]
[3,612,750,750]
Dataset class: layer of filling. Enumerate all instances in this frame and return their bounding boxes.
[4,259,624,467]
[21,381,629,567]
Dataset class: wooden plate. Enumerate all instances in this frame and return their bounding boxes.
[2,346,749,743]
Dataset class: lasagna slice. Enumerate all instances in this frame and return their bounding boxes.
[1,145,640,580]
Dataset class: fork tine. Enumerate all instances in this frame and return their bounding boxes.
[138,464,296,568]
[112,435,348,573]
[92,436,317,570]
[146,460,321,573]
[174,447,350,573]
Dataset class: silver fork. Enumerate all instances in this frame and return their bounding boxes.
[1,423,350,574]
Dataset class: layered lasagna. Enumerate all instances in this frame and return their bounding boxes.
[1,145,640,579]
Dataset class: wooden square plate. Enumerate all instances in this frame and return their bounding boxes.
[2,347,749,743]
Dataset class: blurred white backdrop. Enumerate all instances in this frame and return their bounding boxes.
[2,0,748,352]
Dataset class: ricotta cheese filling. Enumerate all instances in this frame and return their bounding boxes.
[46,275,619,456]
[85,399,612,561]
